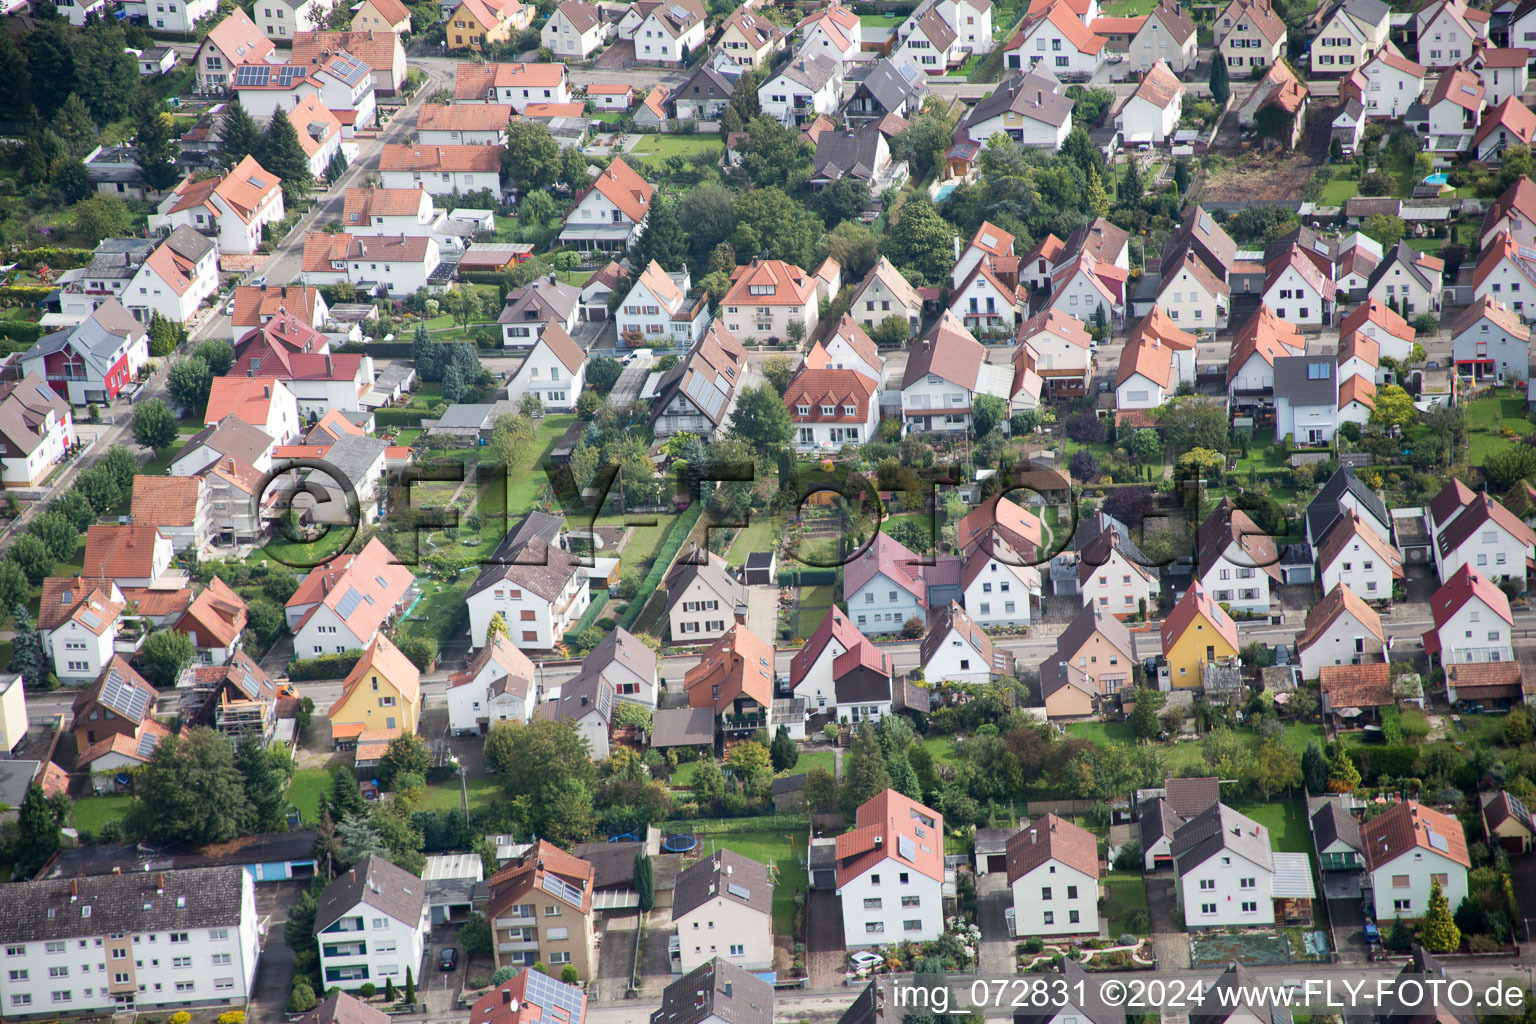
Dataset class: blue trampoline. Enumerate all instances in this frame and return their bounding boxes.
[662,834,698,853]
[608,833,639,843]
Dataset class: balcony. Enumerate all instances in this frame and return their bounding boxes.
[497,940,542,953]
[723,712,766,730]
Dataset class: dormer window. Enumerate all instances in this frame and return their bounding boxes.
[797,404,809,415]
[821,404,834,414]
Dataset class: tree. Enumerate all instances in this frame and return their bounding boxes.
[10,606,45,690]
[890,107,957,180]
[689,759,725,802]
[1362,214,1406,251]
[1120,159,1144,207]
[629,191,688,272]
[1159,397,1229,454]
[135,109,181,191]
[503,120,562,194]
[378,733,430,791]
[1253,102,1294,147]
[1173,159,1192,194]
[972,394,1006,439]
[1326,742,1361,792]
[1069,449,1100,484]
[882,195,954,284]
[679,182,737,260]
[194,339,236,377]
[404,967,415,1005]
[148,310,182,357]
[729,187,825,270]
[585,357,623,395]
[257,108,314,203]
[1209,56,1230,106]
[140,629,195,687]
[559,146,589,192]
[841,724,892,819]
[132,398,179,451]
[75,23,139,123]
[810,178,872,229]
[487,413,535,469]
[769,725,798,771]
[870,315,911,347]
[288,985,318,1013]
[761,355,794,397]
[220,96,260,164]
[0,562,28,617]
[9,534,53,587]
[827,220,879,278]
[167,356,213,412]
[634,850,655,912]
[129,728,251,844]
[1485,446,1536,489]
[1130,428,1163,465]
[1420,878,1462,953]
[73,196,133,244]
[1127,688,1165,739]
[1086,165,1110,218]
[1369,384,1417,430]
[324,148,349,185]
[28,510,77,562]
[486,612,509,643]
[14,783,59,878]
[1249,736,1302,799]
[1302,741,1328,794]
[51,157,90,204]
[727,384,794,457]
[237,734,289,833]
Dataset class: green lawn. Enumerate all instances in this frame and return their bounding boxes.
[700,831,809,935]
[725,514,783,567]
[921,733,961,765]
[1101,871,1150,936]
[287,768,333,824]
[944,53,984,78]
[73,795,134,835]
[1100,0,1157,13]
[414,776,501,815]
[1320,177,1359,206]
[859,12,904,27]
[250,528,352,569]
[1231,799,1311,852]
[794,749,835,779]
[1463,389,1534,463]
[627,135,725,160]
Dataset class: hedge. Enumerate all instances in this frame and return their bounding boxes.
[288,650,364,680]
[563,591,609,644]
[360,342,415,358]
[618,504,702,630]
[374,408,427,427]
[779,566,836,586]
[0,286,55,304]
[0,322,44,344]
[12,247,93,271]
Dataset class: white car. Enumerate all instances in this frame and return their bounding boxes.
[849,952,883,970]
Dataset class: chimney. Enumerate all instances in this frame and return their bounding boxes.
[228,458,236,472]
[873,835,883,846]
[1030,828,1037,844]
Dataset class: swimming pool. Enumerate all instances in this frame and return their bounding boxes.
[1424,172,1449,185]
[934,182,958,202]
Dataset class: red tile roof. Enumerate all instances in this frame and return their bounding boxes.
[83,525,167,581]
[835,788,944,887]
[131,475,202,528]
[783,367,879,423]
[1319,661,1394,708]
[1160,581,1238,655]
[1005,813,1099,883]
[1362,800,1469,870]
[683,624,775,714]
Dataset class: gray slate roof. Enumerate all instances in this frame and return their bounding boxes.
[812,128,884,182]
[1305,466,1390,541]
[1311,799,1363,853]
[648,707,715,747]
[852,57,925,113]
[320,432,388,491]
[773,53,840,91]
[0,865,246,943]
[671,849,772,920]
[651,959,774,1024]
[1272,354,1338,407]
[164,224,216,264]
[963,71,1073,132]
[315,854,426,932]
[1170,802,1275,874]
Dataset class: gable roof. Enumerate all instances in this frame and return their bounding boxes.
[920,600,1012,674]
[1132,59,1183,109]
[1435,488,1536,558]
[177,577,249,650]
[671,849,772,920]
[487,839,594,916]
[651,961,772,1024]
[1297,582,1385,654]
[290,29,403,75]
[722,259,817,308]
[1162,206,1237,278]
[683,624,775,714]
[84,524,167,581]
[316,853,426,931]
[1429,563,1515,631]
[835,788,944,886]
[1172,801,1275,873]
[1362,800,1470,870]
[1227,303,1306,382]
[1476,95,1536,149]
[962,70,1075,131]
[582,156,653,223]
[1160,581,1238,654]
[1484,790,1535,836]
[1340,296,1414,347]
[902,310,987,390]
[286,537,415,643]
[131,474,202,528]
[1005,813,1099,882]
[1218,0,1287,43]
[1116,335,1176,388]
[332,633,421,721]
[844,531,925,606]
[204,8,274,64]
[650,322,747,429]
[1307,466,1391,541]
[1430,66,1485,111]
[1452,293,1531,341]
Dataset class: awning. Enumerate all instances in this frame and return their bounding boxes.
[1271,852,1317,899]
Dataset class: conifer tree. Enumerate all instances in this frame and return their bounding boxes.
[220,96,260,165]
[1419,878,1461,953]
[10,606,45,691]
[1210,57,1231,107]
[257,108,314,203]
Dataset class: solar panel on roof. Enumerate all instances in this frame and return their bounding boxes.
[101,672,151,721]
[336,586,364,619]
[540,871,585,906]
[726,882,751,900]
[522,968,584,1021]
[80,612,101,629]
[136,732,161,759]
[1426,829,1449,852]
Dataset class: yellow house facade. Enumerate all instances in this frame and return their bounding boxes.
[329,633,423,744]
[447,0,530,50]
[352,0,412,34]
[1159,582,1239,688]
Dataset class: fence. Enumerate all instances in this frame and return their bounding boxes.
[618,504,702,630]
[562,591,610,644]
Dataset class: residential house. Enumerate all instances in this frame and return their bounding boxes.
[285,537,415,655]
[670,851,773,972]
[1273,354,1341,446]
[1426,67,1486,151]
[122,227,219,326]
[758,54,843,127]
[379,144,502,197]
[0,867,260,1012]
[844,57,928,121]
[1466,46,1531,106]
[1006,814,1100,936]
[891,7,961,74]
[1079,524,1159,618]
[542,0,608,58]
[575,627,659,708]
[1423,564,1516,665]
[231,284,329,336]
[23,301,150,407]
[1482,790,1535,854]
[290,30,408,95]
[616,261,710,347]
[1481,176,1536,249]
[652,961,772,1024]
[41,578,127,683]
[1312,797,1367,870]
[447,636,538,734]
[203,377,301,442]
[255,0,333,39]
[1115,333,1178,417]
[131,475,212,556]
[315,853,430,989]
[1306,466,1393,547]
[416,104,515,146]
[1050,250,1126,323]
[1017,309,1092,397]
[1475,231,1536,314]
[352,0,411,33]
[1237,61,1310,147]
[1004,1,1105,79]
[784,366,881,451]
[719,259,819,342]
[302,233,444,298]
[849,257,922,335]
[953,70,1075,150]
[950,255,1021,335]
[1334,233,1385,301]
[83,524,174,590]
[835,789,945,945]
[811,127,908,196]
[1311,0,1391,73]
[486,841,595,974]
[1351,45,1428,117]
[649,323,747,439]
[499,276,580,348]
[1476,95,1536,160]
[327,633,421,745]
[1339,296,1415,364]
[920,601,1014,683]
[1216,0,1286,68]
[171,415,276,478]
[454,62,571,109]
[69,655,158,755]
[534,676,614,760]
[504,325,586,412]
[232,316,374,417]
[899,311,1013,433]
[844,532,927,634]
[666,553,747,642]
[1115,60,1183,144]
[788,606,894,722]
[1172,803,1282,927]
[1264,244,1334,326]
[1156,249,1232,330]
[1297,582,1387,679]
[465,512,589,649]
[1317,509,1406,600]
[1193,497,1281,618]
[153,155,285,257]
[579,261,626,321]
[557,157,652,253]
[796,5,862,61]
[716,8,787,67]
[1039,605,1137,718]
[953,220,1017,288]
[961,528,1042,628]
[1418,0,1484,67]
[1126,0,1197,70]
[670,65,736,120]
[56,238,156,321]
[1429,483,1536,589]
[1452,295,1530,382]
[194,9,275,93]
[1160,582,1239,688]
[0,374,77,488]
[683,624,774,736]
[173,577,249,665]
[445,0,531,50]
[1361,801,1470,921]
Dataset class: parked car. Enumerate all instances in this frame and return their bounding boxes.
[438,947,458,971]
[848,951,883,970]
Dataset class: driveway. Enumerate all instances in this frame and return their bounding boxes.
[805,891,847,988]
[594,909,639,1001]
[246,881,307,1024]
[744,584,780,642]
[976,873,1016,976]
[1143,871,1190,969]
[1325,873,1368,964]
[637,905,678,997]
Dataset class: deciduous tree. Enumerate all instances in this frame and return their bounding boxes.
[129,728,251,844]
[132,398,179,451]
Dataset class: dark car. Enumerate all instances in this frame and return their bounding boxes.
[438,947,458,971]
